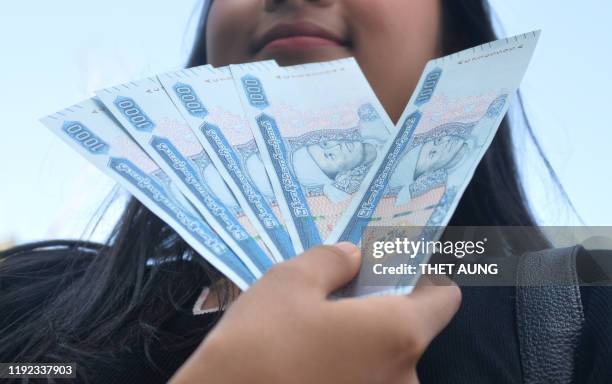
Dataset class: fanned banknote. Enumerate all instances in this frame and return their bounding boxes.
[231,58,395,252]
[157,64,295,262]
[40,98,256,290]
[95,78,273,277]
[327,31,541,296]
[40,30,541,298]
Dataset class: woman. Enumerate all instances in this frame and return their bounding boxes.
[1,0,610,383]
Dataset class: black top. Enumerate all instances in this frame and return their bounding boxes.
[1,245,611,383]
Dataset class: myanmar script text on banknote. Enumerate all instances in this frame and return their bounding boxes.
[95,78,272,277]
[232,58,395,252]
[40,98,255,290]
[158,64,295,262]
[329,31,541,296]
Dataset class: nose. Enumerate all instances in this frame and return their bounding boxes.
[264,0,334,12]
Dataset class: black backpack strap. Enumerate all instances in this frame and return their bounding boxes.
[516,246,585,384]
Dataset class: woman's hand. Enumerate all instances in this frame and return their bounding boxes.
[170,243,461,384]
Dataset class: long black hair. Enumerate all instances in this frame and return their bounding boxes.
[0,0,568,378]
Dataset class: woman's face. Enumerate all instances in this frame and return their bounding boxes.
[206,0,441,122]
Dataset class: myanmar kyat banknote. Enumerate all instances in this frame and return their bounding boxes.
[327,31,541,296]
[231,58,395,253]
[157,64,295,262]
[95,77,273,278]
[40,98,256,290]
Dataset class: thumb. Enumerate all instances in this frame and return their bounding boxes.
[407,275,462,341]
[285,242,362,295]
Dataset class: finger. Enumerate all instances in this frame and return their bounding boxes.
[284,242,361,295]
[329,276,459,361]
[395,370,420,384]
[405,275,462,341]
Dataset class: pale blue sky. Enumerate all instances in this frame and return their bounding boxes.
[0,0,610,244]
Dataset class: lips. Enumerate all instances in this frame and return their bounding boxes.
[254,21,348,53]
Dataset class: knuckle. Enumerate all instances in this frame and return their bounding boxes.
[326,248,352,267]
[296,263,322,287]
[265,245,358,288]
[265,262,294,282]
[409,332,429,354]
[385,304,428,356]
[313,245,356,268]
[311,244,345,258]
[396,327,428,357]
[268,259,314,287]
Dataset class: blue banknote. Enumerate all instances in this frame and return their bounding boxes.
[42,30,541,298]
[95,78,273,278]
[327,31,541,296]
[231,58,395,252]
[157,64,295,261]
[40,98,256,290]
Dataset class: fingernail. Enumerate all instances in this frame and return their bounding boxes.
[334,241,359,255]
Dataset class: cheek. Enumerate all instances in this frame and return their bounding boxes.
[206,1,259,66]
[347,0,440,62]
[343,0,441,122]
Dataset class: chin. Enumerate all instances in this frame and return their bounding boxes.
[257,49,352,66]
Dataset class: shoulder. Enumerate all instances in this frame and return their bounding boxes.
[511,245,612,328]
[0,240,104,289]
[575,248,612,383]
[0,240,219,382]
[419,246,612,383]
[515,245,612,383]
[0,241,104,329]
[0,239,104,259]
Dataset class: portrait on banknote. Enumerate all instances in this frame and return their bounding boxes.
[387,94,508,211]
[290,103,390,203]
